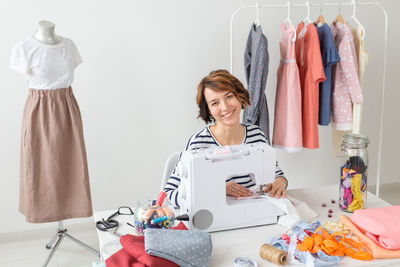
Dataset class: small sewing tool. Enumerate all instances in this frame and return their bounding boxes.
[234,257,258,267]
[95,206,134,237]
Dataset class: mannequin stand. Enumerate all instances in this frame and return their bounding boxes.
[43,221,100,267]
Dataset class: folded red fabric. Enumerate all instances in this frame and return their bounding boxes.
[105,222,188,267]
[105,249,146,267]
[169,222,188,231]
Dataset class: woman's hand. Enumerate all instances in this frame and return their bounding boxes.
[226,181,252,197]
[263,177,287,199]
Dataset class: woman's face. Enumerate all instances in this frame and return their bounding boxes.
[204,87,242,127]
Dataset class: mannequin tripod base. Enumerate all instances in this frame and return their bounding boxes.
[42,222,100,267]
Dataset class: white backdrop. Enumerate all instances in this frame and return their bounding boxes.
[0,0,399,234]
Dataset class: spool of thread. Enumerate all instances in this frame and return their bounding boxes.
[156,208,166,218]
[259,243,287,265]
[163,206,173,217]
[151,215,168,224]
[143,208,155,221]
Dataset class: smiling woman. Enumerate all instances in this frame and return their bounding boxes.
[163,70,288,208]
[196,69,250,125]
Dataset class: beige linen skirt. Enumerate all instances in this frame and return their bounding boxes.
[20,87,93,223]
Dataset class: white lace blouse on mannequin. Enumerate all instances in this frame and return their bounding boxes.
[10,35,82,90]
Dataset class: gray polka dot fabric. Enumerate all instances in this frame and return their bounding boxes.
[144,229,212,267]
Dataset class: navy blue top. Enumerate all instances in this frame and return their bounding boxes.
[315,23,341,126]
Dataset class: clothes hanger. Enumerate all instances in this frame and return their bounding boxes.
[283,1,296,42]
[315,3,325,26]
[333,2,345,26]
[254,2,260,26]
[299,1,311,38]
[283,2,293,26]
[302,1,312,26]
[346,0,366,40]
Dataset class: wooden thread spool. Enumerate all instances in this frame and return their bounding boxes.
[259,243,287,265]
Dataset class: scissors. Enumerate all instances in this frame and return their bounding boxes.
[96,206,134,237]
[96,218,121,236]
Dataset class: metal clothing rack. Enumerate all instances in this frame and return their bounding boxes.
[229,0,388,197]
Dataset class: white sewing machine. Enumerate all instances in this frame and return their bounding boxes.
[177,143,285,232]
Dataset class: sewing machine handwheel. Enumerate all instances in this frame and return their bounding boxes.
[193,209,213,230]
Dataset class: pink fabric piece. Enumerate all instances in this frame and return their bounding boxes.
[340,215,400,259]
[272,23,302,153]
[330,23,363,130]
[351,205,400,249]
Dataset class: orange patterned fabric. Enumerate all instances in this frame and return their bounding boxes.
[296,227,373,260]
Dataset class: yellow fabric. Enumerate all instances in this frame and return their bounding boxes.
[348,174,363,211]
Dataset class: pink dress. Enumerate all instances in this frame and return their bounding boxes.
[272,23,302,153]
[330,23,363,130]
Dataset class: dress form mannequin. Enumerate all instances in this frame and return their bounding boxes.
[27,22,99,266]
[32,20,63,45]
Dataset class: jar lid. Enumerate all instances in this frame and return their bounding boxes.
[343,133,370,147]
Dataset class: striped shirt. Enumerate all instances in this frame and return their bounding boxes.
[163,124,286,207]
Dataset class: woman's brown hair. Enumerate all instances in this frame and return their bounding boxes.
[196,69,250,124]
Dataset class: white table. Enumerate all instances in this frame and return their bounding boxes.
[94,184,400,266]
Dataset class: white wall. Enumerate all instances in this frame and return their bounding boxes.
[0,0,398,234]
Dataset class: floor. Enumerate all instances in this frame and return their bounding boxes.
[0,223,100,267]
[1,184,399,267]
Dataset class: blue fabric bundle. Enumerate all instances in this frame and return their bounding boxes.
[144,229,212,267]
